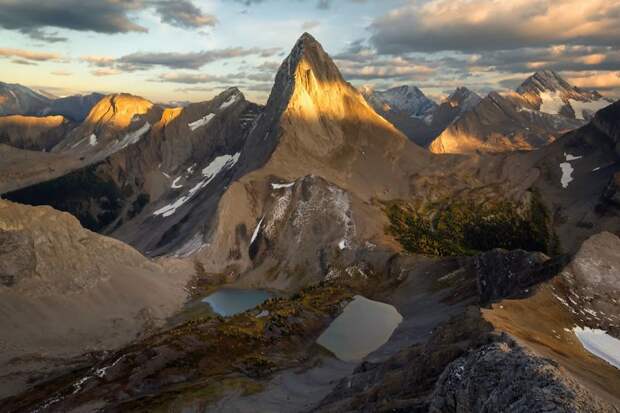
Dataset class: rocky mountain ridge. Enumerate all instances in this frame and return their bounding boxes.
[429,70,612,154]
[0,32,619,412]
[0,82,103,122]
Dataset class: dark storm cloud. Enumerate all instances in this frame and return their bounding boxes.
[471,46,620,74]
[152,0,217,29]
[0,0,216,42]
[82,47,282,73]
[368,0,620,55]
[0,0,146,40]
[118,48,281,70]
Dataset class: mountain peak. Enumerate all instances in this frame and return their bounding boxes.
[283,32,344,85]
[83,93,154,130]
[446,86,481,111]
[368,85,437,118]
[517,69,573,95]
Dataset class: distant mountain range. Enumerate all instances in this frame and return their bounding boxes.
[0,82,103,122]
[361,70,612,153]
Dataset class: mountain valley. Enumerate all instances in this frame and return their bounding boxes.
[0,30,619,413]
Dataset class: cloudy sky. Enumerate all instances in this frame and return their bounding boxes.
[1,0,619,103]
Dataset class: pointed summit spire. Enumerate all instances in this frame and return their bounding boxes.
[280,32,345,84]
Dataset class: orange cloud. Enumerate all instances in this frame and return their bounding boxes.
[579,54,607,65]
[91,68,121,76]
[371,0,620,53]
[0,47,62,62]
[567,71,620,90]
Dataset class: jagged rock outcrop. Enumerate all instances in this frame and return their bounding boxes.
[431,87,481,126]
[0,115,72,151]
[0,199,191,399]
[430,338,617,413]
[429,71,611,154]
[474,249,562,304]
[313,239,620,412]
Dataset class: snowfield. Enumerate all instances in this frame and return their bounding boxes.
[560,153,582,189]
[171,177,183,189]
[220,94,238,110]
[271,182,295,190]
[250,217,264,246]
[188,113,215,131]
[569,99,610,121]
[538,91,565,115]
[573,327,620,369]
[113,122,151,152]
[154,152,240,218]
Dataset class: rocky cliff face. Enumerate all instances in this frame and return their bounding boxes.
[0,199,191,398]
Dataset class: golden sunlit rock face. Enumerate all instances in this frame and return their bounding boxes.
[280,35,409,160]
[0,115,68,150]
[83,93,154,130]
[158,107,183,127]
[429,128,554,154]
[258,33,426,198]
[0,114,65,131]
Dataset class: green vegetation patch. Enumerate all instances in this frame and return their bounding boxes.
[386,191,559,257]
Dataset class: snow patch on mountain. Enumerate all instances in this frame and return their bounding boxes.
[569,99,610,121]
[220,94,238,110]
[171,177,183,189]
[573,327,620,369]
[154,152,240,218]
[188,113,215,131]
[114,122,151,152]
[539,91,565,115]
[366,85,437,118]
[250,217,264,246]
[560,152,582,188]
[271,182,295,190]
